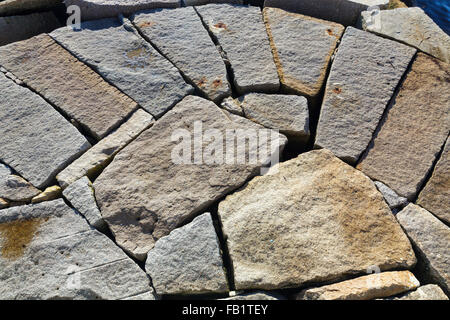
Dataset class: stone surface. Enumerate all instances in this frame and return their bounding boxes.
[397,204,450,295]
[263,7,344,99]
[50,18,192,119]
[184,0,242,6]
[0,199,8,210]
[196,4,279,95]
[56,109,154,189]
[296,271,419,300]
[223,292,282,300]
[0,34,137,140]
[0,199,155,300]
[133,7,230,102]
[361,7,450,63]
[63,177,106,230]
[374,181,408,210]
[31,186,62,204]
[389,284,448,300]
[94,95,287,260]
[357,53,450,199]
[239,93,310,142]
[146,213,228,295]
[315,27,416,164]
[0,72,90,189]
[0,12,61,47]
[121,291,157,300]
[0,0,59,15]
[64,0,181,20]
[263,0,389,26]
[220,97,243,116]
[0,163,41,202]
[417,138,450,224]
[218,149,416,290]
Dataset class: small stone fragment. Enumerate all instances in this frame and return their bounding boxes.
[146,213,228,295]
[0,163,41,202]
[0,198,8,209]
[220,97,243,116]
[374,181,408,210]
[31,186,62,204]
[389,284,449,300]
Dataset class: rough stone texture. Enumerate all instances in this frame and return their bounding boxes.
[0,12,61,46]
[0,0,59,15]
[223,292,282,300]
[184,0,242,6]
[315,27,416,164]
[0,163,41,202]
[0,199,155,300]
[240,93,310,142]
[121,291,156,300]
[31,186,62,204]
[63,177,106,230]
[263,0,389,26]
[0,34,137,141]
[64,0,181,20]
[263,7,344,100]
[146,213,228,295]
[397,204,450,295]
[196,4,279,95]
[374,181,408,210]
[357,53,450,200]
[389,284,448,300]
[94,95,287,260]
[133,7,230,102]
[56,109,154,189]
[50,18,192,119]
[296,271,419,300]
[220,97,243,116]
[361,7,450,63]
[0,72,90,189]
[417,138,450,224]
[218,149,416,290]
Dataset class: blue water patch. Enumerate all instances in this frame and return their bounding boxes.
[414,0,450,35]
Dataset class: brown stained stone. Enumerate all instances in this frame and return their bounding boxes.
[357,53,450,200]
[0,34,137,140]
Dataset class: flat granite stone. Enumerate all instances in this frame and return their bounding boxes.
[94,95,287,260]
[263,0,389,26]
[397,204,450,295]
[417,138,450,224]
[0,34,138,140]
[0,199,155,300]
[239,93,310,142]
[0,11,61,46]
[296,271,420,300]
[374,181,408,210]
[0,0,60,15]
[56,109,154,189]
[63,176,106,230]
[389,284,448,300]
[64,0,181,20]
[0,163,41,202]
[196,4,279,95]
[218,149,416,290]
[50,18,192,118]
[357,53,450,200]
[315,27,416,164]
[361,7,450,63]
[133,7,230,102]
[146,213,228,295]
[263,7,344,100]
[0,72,90,189]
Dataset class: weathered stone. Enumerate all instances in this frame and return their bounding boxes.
[0,0,60,15]
[223,292,282,300]
[374,181,408,210]
[220,97,243,116]
[196,4,279,95]
[361,7,450,63]
[315,27,416,164]
[0,163,41,202]
[397,204,450,295]
[0,34,137,140]
[121,291,157,300]
[63,177,106,230]
[133,7,230,102]
[184,0,242,6]
[0,12,61,46]
[56,109,154,189]
[50,18,192,118]
[357,53,450,199]
[31,186,62,204]
[0,72,90,189]
[94,95,287,260]
[218,149,416,290]
[146,213,228,295]
[263,0,389,26]
[296,271,419,300]
[0,199,155,300]
[417,138,450,224]
[389,284,448,300]
[0,198,8,210]
[263,7,344,100]
[64,0,181,20]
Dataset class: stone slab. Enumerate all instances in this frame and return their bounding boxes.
[389,284,448,300]
[0,163,41,202]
